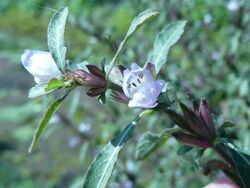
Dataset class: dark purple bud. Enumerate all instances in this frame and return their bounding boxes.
[203,160,230,175]
[118,65,126,76]
[179,102,209,139]
[145,62,156,77]
[173,132,211,148]
[199,99,216,138]
[73,69,106,88]
[166,109,194,133]
[87,87,106,97]
[193,100,200,116]
[86,65,105,79]
[110,91,130,104]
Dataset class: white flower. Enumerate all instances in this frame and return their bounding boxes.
[122,63,165,108]
[227,0,239,12]
[21,50,62,84]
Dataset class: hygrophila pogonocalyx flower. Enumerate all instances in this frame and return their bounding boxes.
[21,50,62,84]
[122,63,165,108]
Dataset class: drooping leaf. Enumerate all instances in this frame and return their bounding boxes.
[224,142,250,188]
[29,83,55,98]
[28,90,70,153]
[82,117,140,188]
[45,78,65,91]
[48,7,68,73]
[106,9,159,77]
[135,128,179,160]
[150,21,186,74]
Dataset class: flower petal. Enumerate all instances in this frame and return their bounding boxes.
[122,63,154,98]
[128,80,165,108]
[21,50,62,84]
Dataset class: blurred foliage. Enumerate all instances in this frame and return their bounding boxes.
[0,0,250,187]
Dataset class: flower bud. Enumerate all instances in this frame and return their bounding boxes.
[72,69,106,88]
[173,132,211,148]
[87,87,106,97]
[110,91,130,104]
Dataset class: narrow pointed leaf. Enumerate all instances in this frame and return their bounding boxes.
[48,7,68,72]
[224,142,250,188]
[28,90,70,153]
[106,9,159,77]
[82,117,140,188]
[150,21,186,74]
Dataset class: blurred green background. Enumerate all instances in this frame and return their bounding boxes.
[0,0,250,187]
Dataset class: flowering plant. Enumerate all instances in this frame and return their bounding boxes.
[22,7,250,188]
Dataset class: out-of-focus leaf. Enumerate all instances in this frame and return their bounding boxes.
[28,90,70,153]
[135,128,179,160]
[29,83,55,98]
[82,116,140,188]
[239,79,249,97]
[224,142,250,188]
[48,7,68,73]
[45,78,65,91]
[106,9,159,77]
[220,121,236,128]
[150,21,186,74]
[177,145,193,156]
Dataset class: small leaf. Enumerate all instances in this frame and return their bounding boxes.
[135,128,179,160]
[48,7,68,73]
[177,145,193,156]
[98,93,106,104]
[220,121,236,128]
[106,9,159,77]
[45,78,65,91]
[28,90,70,153]
[82,117,140,188]
[150,21,186,74]
[194,149,205,170]
[29,83,55,98]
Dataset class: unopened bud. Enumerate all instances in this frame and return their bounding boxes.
[73,69,106,88]
[173,131,211,148]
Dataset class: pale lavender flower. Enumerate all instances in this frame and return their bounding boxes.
[122,63,165,108]
[21,50,62,84]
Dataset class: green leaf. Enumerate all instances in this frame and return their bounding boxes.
[45,78,65,91]
[28,90,70,153]
[69,61,89,71]
[106,9,159,77]
[98,93,106,104]
[135,128,179,160]
[177,145,193,156]
[29,83,55,98]
[150,21,186,74]
[82,117,140,188]
[48,7,68,73]
[194,149,205,170]
[224,142,250,188]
